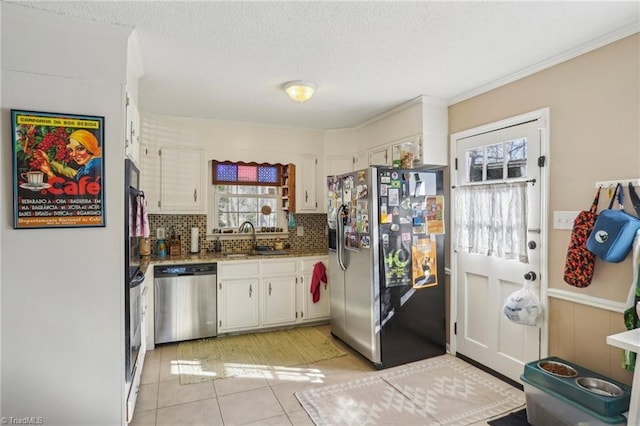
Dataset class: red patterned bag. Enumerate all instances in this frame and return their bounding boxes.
[563,189,600,287]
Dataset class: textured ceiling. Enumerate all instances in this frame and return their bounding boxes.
[8,1,640,130]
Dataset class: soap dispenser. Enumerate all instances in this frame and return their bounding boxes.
[214,237,222,253]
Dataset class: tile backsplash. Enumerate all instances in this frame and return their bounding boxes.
[148,213,328,254]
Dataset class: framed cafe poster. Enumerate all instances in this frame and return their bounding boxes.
[11,110,105,229]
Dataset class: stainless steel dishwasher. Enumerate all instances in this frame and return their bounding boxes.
[154,263,217,344]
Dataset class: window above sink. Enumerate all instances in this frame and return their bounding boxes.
[207,160,288,235]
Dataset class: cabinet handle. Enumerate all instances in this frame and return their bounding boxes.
[305,191,308,202]
[219,282,222,290]
[194,189,197,202]
[268,282,272,296]
[249,284,253,298]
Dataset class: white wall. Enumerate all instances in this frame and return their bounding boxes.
[1,4,130,425]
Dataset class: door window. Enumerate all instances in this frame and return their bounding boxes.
[466,138,527,183]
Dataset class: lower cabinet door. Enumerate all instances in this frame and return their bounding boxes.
[301,270,330,321]
[218,278,259,332]
[261,275,297,326]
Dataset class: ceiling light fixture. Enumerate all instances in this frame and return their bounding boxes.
[283,80,316,103]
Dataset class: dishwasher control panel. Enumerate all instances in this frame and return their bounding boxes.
[154,263,217,277]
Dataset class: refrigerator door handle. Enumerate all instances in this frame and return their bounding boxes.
[337,204,347,271]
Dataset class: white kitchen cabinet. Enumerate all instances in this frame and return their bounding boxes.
[140,145,205,213]
[139,143,162,213]
[215,256,328,334]
[126,282,148,423]
[369,146,391,166]
[125,90,141,167]
[218,261,260,333]
[160,147,205,213]
[297,256,330,323]
[297,155,319,212]
[327,155,355,176]
[355,152,369,170]
[260,259,297,327]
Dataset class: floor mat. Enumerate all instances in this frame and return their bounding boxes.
[176,327,346,384]
[295,354,525,426]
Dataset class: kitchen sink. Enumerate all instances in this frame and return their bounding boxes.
[222,253,249,258]
[252,250,289,256]
[220,250,289,258]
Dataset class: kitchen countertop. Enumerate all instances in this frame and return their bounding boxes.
[141,250,328,267]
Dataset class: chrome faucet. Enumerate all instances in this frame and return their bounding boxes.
[239,221,257,252]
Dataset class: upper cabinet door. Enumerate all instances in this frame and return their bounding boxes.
[125,90,141,166]
[327,155,354,176]
[160,147,205,213]
[298,155,318,212]
[369,146,390,166]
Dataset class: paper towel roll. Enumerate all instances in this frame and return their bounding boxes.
[190,227,199,253]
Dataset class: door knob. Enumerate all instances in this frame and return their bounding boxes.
[528,241,537,250]
[524,271,537,281]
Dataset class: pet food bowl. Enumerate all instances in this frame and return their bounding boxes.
[537,360,578,377]
[576,377,624,397]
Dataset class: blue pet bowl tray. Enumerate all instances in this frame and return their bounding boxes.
[522,356,631,418]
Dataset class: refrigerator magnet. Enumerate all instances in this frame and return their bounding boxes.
[356,184,368,199]
[380,184,388,196]
[362,215,369,233]
[360,235,370,249]
[388,188,399,206]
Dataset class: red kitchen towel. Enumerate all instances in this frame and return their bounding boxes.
[310,262,327,303]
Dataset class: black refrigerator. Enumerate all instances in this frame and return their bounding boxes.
[327,166,446,369]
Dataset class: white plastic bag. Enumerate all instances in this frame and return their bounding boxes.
[503,278,542,326]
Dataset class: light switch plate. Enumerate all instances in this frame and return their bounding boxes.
[297,226,304,237]
[553,211,579,230]
[157,227,166,239]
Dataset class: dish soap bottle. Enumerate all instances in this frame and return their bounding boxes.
[288,212,296,229]
[214,237,222,253]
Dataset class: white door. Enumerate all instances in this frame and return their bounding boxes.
[452,112,548,383]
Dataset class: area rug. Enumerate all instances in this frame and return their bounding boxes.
[295,355,525,426]
[176,327,346,384]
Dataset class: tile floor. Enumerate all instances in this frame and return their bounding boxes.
[130,324,519,425]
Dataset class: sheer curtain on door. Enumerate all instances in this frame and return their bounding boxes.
[454,181,528,263]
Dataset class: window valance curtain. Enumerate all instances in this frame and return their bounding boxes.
[212,161,282,186]
[454,181,529,263]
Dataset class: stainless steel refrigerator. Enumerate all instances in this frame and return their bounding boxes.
[327,166,446,369]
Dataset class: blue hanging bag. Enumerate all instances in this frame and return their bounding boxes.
[586,183,640,263]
